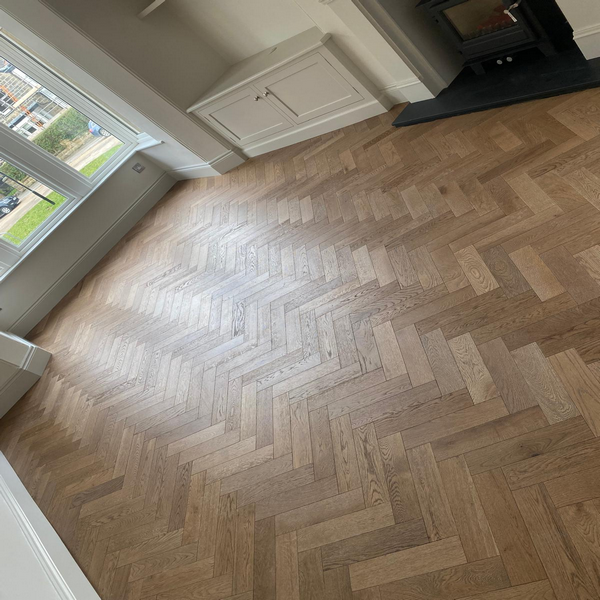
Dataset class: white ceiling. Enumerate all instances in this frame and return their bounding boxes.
[168,0,315,64]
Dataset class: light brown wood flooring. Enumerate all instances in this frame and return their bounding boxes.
[2,91,600,600]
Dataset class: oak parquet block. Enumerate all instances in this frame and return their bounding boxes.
[349,536,467,590]
[448,333,498,404]
[330,414,362,493]
[420,328,465,395]
[549,348,600,436]
[431,406,548,462]
[540,245,600,304]
[407,444,457,541]
[275,487,365,536]
[508,245,566,301]
[372,385,472,440]
[438,456,499,562]
[544,465,600,507]
[321,519,428,570]
[138,557,215,597]
[296,503,394,552]
[395,324,435,387]
[372,321,407,380]
[465,415,594,476]
[254,517,276,600]
[309,407,336,480]
[473,469,546,585]
[455,245,500,296]
[478,338,539,413]
[503,436,600,490]
[557,500,600,591]
[254,475,338,521]
[377,556,510,600]
[514,484,599,600]
[276,531,300,600]
[353,424,390,507]
[378,432,421,524]
[8,92,600,600]
[480,245,531,298]
[402,395,506,450]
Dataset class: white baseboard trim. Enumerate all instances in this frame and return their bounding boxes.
[168,150,247,180]
[573,23,600,60]
[381,78,436,104]
[0,453,100,599]
[243,99,388,158]
[11,172,174,337]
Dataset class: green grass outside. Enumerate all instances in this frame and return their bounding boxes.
[3,144,123,245]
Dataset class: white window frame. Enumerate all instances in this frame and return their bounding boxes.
[0,34,139,272]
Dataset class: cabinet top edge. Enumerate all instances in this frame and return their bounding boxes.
[187,27,330,112]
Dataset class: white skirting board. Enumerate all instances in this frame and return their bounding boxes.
[574,24,600,60]
[381,78,436,104]
[0,452,101,600]
[168,149,247,180]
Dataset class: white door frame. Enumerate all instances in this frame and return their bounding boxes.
[0,452,100,600]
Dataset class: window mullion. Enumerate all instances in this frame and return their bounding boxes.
[0,126,90,198]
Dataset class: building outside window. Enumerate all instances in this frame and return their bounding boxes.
[0,35,139,276]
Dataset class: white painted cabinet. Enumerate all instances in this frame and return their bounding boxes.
[189,28,391,157]
[254,54,363,124]
[199,86,293,146]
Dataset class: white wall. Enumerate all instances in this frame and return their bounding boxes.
[0,153,174,335]
[44,0,230,111]
[0,493,63,600]
[356,0,462,94]
[292,0,433,103]
[0,0,244,176]
[555,0,600,59]
[169,0,314,64]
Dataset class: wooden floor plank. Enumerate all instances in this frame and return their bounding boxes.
[348,536,467,590]
[514,484,599,600]
[549,348,600,435]
[407,444,457,541]
[473,469,546,586]
[376,556,511,600]
[6,92,600,600]
[438,455,499,562]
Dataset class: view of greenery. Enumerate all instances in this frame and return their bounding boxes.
[33,108,89,156]
[0,109,91,192]
[3,143,122,245]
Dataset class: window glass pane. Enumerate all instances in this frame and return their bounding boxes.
[0,56,123,177]
[0,158,66,246]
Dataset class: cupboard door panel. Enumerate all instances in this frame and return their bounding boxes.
[198,87,293,146]
[255,54,363,124]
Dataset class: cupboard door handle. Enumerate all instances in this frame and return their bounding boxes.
[263,91,270,97]
[254,96,260,101]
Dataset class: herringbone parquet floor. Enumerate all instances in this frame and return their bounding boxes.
[3,90,600,600]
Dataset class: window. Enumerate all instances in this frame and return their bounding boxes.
[0,158,65,247]
[0,34,138,275]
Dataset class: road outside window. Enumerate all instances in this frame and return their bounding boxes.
[0,158,65,247]
[0,56,123,178]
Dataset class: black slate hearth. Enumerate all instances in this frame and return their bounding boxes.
[393,48,600,127]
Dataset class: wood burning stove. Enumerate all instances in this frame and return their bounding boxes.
[418,0,556,74]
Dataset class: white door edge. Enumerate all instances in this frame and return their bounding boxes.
[0,453,100,600]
